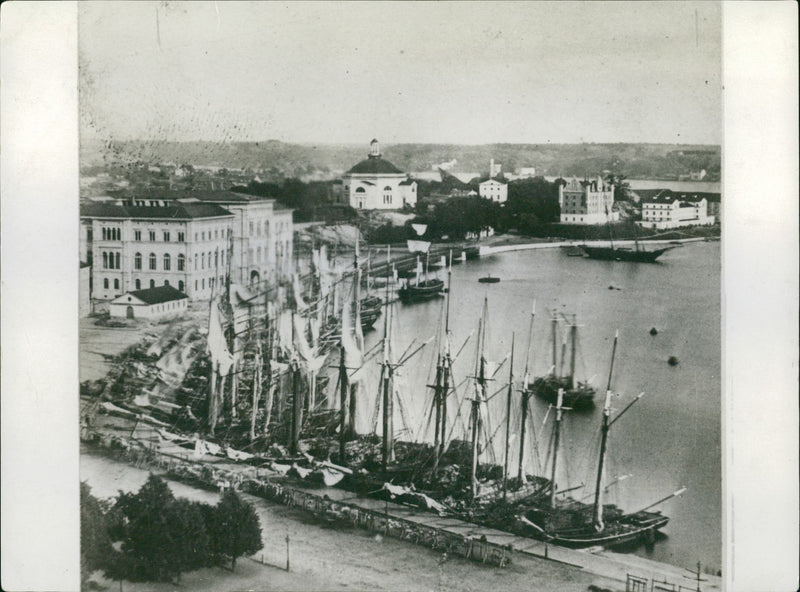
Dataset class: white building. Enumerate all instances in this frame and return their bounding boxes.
[81,199,234,301]
[638,195,715,229]
[517,167,536,178]
[341,140,417,210]
[109,285,189,319]
[558,176,617,224]
[478,178,508,203]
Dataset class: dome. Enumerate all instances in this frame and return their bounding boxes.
[345,158,404,175]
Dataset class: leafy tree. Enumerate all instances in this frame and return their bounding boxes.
[604,173,631,202]
[80,482,113,589]
[208,490,263,570]
[111,474,213,583]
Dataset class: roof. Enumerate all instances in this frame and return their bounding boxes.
[345,157,404,175]
[399,179,416,186]
[640,189,720,204]
[80,202,234,220]
[479,178,507,185]
[126,285,188,305]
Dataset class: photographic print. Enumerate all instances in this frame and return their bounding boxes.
[77,3,724,591]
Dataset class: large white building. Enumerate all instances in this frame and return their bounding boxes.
[340,140,417,210]
[558,176,617,224]
[478,178,508,203]
[638,194,715,229]
[81,190,294,301]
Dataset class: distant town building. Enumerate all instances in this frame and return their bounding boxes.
[638,191,716,229]
[109,285,189,320]
[516,167,536,178]
[340,139,417,210]
[678,169,708,181]
[431,158,457,171]
[489,159,502,178]
[558,176,617,224]
[479,178,508,203]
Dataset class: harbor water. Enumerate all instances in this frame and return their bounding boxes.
[354,241,721,573]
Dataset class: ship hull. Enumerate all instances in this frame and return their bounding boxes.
[519,512,669,548]
[580,245,672,263]
[399,279,445,302]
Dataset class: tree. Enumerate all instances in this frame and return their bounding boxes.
[80,482,112,589]
[209,490,263,570]
[605,173,631,202]
[112,474,213,583]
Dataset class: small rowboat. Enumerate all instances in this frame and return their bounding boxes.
[478,275,500,284]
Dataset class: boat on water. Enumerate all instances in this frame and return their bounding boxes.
[581,208,675,263]
[528,312,596,409]
[399,236,445,302]
[478,275,500,284]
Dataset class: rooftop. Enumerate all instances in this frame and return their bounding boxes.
[126,285,189,305]
[80,202,234,220]
[345,157,405,176]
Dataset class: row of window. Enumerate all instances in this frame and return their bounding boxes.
[102,227,121,240]
[133,252,184,271]
[194,228,229,242]
[132,230,186,242]
[102,252,121,269]
[247,220,270,237]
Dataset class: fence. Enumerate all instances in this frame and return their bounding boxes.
[627,574,704,592]
[87,432,511,568]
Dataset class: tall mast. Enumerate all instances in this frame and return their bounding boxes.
[440,253,453,457]
[471,298,489,499]
[381,293,394,470]
[503,333,515,498]
[592,330,619,532]
[517,300,536,482]
[568,314,577,390]
[549,388,565,509]
[431,354,444,471]
[338,344,349,462]
[551,312,558,375]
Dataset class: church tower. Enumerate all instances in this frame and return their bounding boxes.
[369,138,381,159]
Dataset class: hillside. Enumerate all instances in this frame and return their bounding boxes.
[81,139,720,181]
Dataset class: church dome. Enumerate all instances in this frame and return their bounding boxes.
[345,139,404,175]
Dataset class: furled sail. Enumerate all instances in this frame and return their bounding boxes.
[341,293,363,372]
[293,314,326,373]
[292,274,308,310]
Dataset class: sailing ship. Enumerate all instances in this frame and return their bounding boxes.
[581,207,675,262]
[398,238,445,302]
[515,332,684,547]
[529,312,596,409]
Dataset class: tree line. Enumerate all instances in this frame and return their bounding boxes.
[81,475,263,588]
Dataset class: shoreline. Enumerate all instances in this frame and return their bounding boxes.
[479,236,710,255]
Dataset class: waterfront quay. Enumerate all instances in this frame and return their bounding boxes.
[83,418,720,592]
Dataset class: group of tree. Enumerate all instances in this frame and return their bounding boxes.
[81,476,263,587]
[231,179,356,223]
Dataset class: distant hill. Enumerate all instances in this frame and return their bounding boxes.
[81,139,720,181]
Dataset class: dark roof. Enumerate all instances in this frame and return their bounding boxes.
[80,202,233,220]
[399,179,416,186]
[345,156,404,175]
[116,188,275,204]
[640,189,721,204]
[128,285,188,305]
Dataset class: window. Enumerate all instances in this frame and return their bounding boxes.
[149,253,156,270]
[163,253,171,270]
[208,252,212,269]
[355,187,365,193]
[102,252,108,269]
[103,278,109,289]
[215,229,219,239]
[149,230,156,241]
[195,233,198,241]
[178,280,184,292]
[221,250,225,266]
[201,253,205,269]
[202,278,205,289]
[195,280,198,290]
[114,278,119,290]
[249,222,254,235]
[178,231,184,242]
[164,279,170,286]
[134,253,142,270]
[215,250,219,268]
[102,228,106,240]
[135,279,141,290]
[257,247,261,263]
[177,254,185,271]
[194,254,198,270]
[150,279,155,288]
[114,252,120,269]
[135,230,141,241]
[163,231,170,242]
[202,231,205,241]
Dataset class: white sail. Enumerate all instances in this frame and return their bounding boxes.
[341,295,363,372]
[293,315,326,373]
[277,309,293,352]
[411,223,428,237]
[207,297,234,376]
[407,239,431,253]
[292,274,308,310]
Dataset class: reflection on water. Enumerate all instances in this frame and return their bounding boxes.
[347,242,720,572]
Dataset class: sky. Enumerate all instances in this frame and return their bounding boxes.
[79,1,722,146]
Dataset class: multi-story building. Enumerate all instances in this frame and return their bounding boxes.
[340,139,417,210]
[80,200,234,301]
[638,193,715,229]
[478,178,508,203]
[172,191,294,287]
[558,176,617,224]
[81,189,295,301]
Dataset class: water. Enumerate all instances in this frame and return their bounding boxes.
[352,242,720,573]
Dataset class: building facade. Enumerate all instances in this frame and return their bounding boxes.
[341,139,417,210]
[478,178,508,203]
[558,176,617,224]
[638,195,715,229]
[109,285,189,319]
[81,200,234,301]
